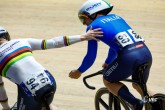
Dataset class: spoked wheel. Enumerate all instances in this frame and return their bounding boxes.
[95,87,129,110]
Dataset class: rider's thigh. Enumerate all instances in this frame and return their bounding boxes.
[103,58,132,83]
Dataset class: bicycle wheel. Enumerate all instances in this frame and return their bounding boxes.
[95,87,129,110]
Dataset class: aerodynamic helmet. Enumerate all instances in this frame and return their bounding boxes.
[78,0,113,24]
[0,27,10,41]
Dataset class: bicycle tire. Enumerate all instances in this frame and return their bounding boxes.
[95,87,129,110]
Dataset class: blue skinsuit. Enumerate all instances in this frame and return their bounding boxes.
[78,14,152,82]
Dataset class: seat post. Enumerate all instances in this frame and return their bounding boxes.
[138,63,149,96]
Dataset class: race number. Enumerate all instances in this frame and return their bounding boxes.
[23,71,51,96]
[115,32,134,47]
[128,29,144,42]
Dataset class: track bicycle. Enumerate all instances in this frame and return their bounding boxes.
[83,63,165,110]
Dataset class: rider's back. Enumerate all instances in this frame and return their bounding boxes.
[0,39,45,84]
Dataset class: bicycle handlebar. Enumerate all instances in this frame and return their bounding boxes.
[83,70,104,90]
[82,69,140,90]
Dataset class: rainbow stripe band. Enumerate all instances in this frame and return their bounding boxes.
[2,52,32,77]
[41,40,47,49]
[63,36,70,46]
[0,46,32,77]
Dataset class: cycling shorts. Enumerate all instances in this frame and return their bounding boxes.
[103,42,152,83]
[16,71,56,110]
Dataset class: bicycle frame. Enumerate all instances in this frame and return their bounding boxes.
[83,70,129,110]
[83,65,161,110]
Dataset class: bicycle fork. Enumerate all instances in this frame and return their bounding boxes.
[99,92,116,110]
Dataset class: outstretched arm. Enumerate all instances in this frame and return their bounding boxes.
[47,27,101,48]
[28,27,103,50]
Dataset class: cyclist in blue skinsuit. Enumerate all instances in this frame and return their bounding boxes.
[69,0,152,110]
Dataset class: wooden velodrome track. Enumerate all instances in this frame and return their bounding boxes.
[0,0,165,109]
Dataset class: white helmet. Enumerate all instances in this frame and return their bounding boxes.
[0,26,10,41]
[78,0,113,24]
